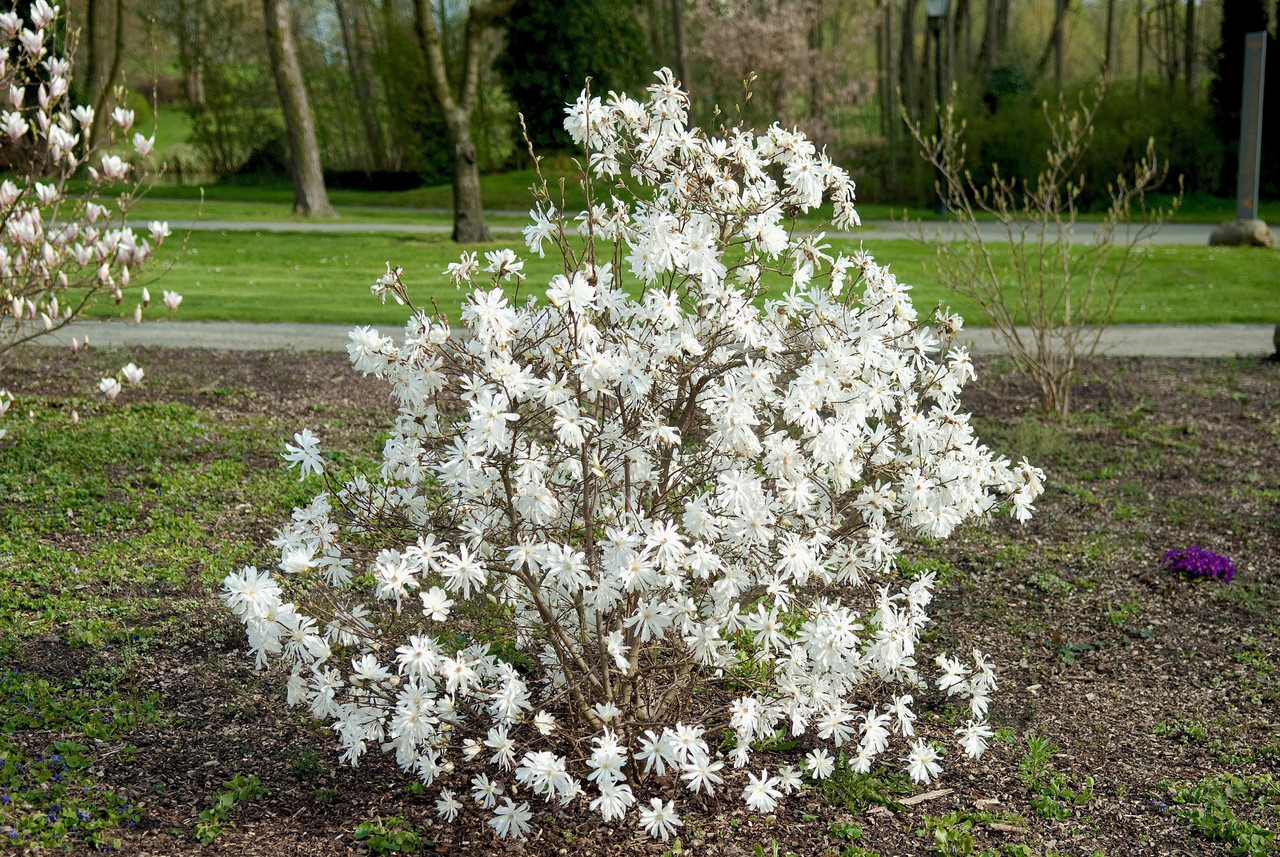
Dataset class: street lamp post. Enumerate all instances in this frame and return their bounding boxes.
[925,0,950,216]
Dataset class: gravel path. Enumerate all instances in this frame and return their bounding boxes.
[36,319,1279,358]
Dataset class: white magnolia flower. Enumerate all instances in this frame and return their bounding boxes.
[120,362,144,386]
[805,748,835,780]
[282,429,323,479]
[905,739,942,784]
[638,797,682,842]
[742,770,783,813]
[487,798,531,839]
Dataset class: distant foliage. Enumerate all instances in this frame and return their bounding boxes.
[953,81,1217,204]
[689,0,877,147]
[497,0,651,151]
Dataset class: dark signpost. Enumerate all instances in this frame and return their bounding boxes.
[1236,32,1267,221]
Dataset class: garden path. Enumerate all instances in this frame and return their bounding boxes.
[40,320,1278,358]
[155,217,1275,246]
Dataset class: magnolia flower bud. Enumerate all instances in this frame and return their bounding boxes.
[133,303,142,325]
[99,154,128,181]
[140,286,149,308]
[33,182,56,206]
[19,28,44,59]
[2,110,25,140]
[132,132,154,157]
[111,106,133,132]
[31,0,56,30]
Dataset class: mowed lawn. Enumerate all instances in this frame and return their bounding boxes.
[81,227,1280,328]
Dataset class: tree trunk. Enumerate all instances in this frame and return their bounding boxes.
[86,0,102,107]
[670,0,690,89]
[978,0,1000,77]
[177,0,206,105]
[90,0,124,146]
[335,0,385,170]
[1183,0,1196,96]
[876,0,888,137]
[374,0,405,168]
[898,0,918,124]
[995,0,1011,58]
[1035,0,1070,92]
[413,0,515,243]
[1136,0,1145,99]
[954,0,971,81]
[263,0,337,217]
[1103,0,1116,78]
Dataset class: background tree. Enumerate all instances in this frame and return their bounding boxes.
[497,0,650,151]
[413,0,516,243]
[263,0,336,215]
[333,0,385,170]
[689,0,878,144]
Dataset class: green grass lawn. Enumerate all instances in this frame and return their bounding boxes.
[124,197,530,228]
[131,173,1278,225]
[81,229,1280,327]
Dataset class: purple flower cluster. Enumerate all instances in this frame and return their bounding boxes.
[1162,546,1235,582]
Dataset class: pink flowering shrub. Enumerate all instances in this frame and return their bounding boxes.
[0,1,176,436]
[223,70,1044,841]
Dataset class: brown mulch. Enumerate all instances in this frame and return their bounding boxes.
[2,345,1277,856]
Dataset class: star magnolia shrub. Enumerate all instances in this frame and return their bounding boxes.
[223,69,1045,841]
[0,1,176,437]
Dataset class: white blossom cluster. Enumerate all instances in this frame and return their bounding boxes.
[0,1,177,436]
[223,69,1043,841]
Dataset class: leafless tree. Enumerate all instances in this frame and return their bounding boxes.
[263,0,336,216]
[909,88,1180,416]
[413,0,516,244]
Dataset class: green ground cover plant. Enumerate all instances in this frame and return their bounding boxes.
[194,773,267,843]
[1162,773,1278,856]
